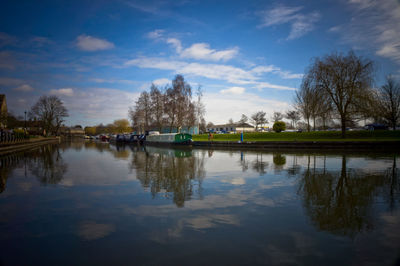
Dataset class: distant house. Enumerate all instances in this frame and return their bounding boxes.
[60,126,85,137]
[207,123,255,133]
[0,94,7,128]
[138,126,199,135]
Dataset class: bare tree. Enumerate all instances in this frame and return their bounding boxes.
[228,118,234,124]
[195,86,205,133]
[29,95,68,135]
[377,76,400,130]
[272,111,284,122]
[130,75,199,134]
[285,110,301,129]
[174,75,192,132]
[150,84,164,132]
[251,111,267,130]
[309,51,374,137]
[129,91,152,133]
[295,75,314,132]
[238,114,248,124]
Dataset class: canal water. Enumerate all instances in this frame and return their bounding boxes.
[0,140,399,265]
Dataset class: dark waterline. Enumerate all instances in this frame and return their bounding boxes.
[0,140,399,265]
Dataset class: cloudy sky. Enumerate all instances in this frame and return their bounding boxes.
[0,0,400,126]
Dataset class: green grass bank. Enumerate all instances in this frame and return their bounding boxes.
[192,130,400,142]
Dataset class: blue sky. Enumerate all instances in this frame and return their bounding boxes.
[0,0,399,126]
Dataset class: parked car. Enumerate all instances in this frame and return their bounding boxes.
[364,124,388,130]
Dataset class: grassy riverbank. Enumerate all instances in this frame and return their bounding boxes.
[193,130,400,142]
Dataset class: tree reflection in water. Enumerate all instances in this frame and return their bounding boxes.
[28,144,68,185]
[0,152,25,192]
[0,144,68,192]
[298,154,400,238]
[130,146,206,207]
[251,153,268,175]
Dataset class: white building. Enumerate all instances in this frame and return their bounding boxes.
[207,123,255,133]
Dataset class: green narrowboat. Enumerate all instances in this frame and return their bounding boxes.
[145,133,192,145]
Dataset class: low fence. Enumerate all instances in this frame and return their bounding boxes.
[0,130,29,144]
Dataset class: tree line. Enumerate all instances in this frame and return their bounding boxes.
[224,51,399,137]
[129,74,205,133]
[295,51,400,137]
[84,119,131,135]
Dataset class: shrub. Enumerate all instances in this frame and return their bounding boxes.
[273,121,286,133]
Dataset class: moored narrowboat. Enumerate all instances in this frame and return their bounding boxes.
[145,133,192,145]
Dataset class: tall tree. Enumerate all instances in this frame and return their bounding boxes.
[295,74,315,132]
[113,119,131,133]
[173,75,192,132]
[285,110,300,129]
[150,84,164,132]
[29,95,68,135]
[272,111,284,122]
[251,111,267,130]
[377,76,400,130]
[309,51,374,137]
[195,86,205,133]
[238,114,248,124]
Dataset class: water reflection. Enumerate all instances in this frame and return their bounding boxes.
[0,153,24,192]
[130,146,205,207]
[1,142,400,265]
[28,145,68,185]
[298,154,399,238]
[0,144,67,191]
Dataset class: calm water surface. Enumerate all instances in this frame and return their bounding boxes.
[0,140,399,265]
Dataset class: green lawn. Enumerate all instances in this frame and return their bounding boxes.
[193,130,400,142]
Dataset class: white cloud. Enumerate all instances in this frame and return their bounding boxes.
[251,65,303,79]
[203,92,290,124]
[258,5,320,40]
[220,86,245,95]
[76,34,115,51]
[125,56,298,90]
[166,38,183,53]
[13,84,34,92]
[50,88,74,96]
[251,65,280,74]
[162,35,238,62]
[147,29,165,40]
[180,43,239,62]
[253,82,296,91]
[125,56,186,70]
[77,221,115,241]
[90,78,138,85]
[152,78,170,86]
[260,6,303,27]
[332,0,400,64]
[58,87,139,126]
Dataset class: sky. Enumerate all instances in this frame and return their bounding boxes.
[0,0,400,127]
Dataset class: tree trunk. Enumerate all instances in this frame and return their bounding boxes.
[313,117,316,131]
[341,116,346,138]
